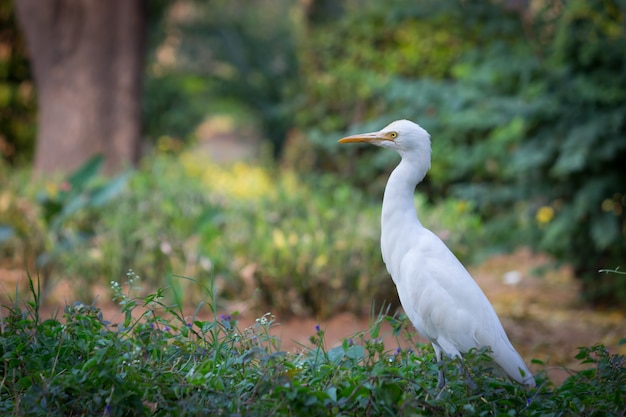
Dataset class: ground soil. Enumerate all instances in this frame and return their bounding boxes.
[1,248,624,385]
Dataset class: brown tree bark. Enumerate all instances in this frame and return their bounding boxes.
[15,0,146,175]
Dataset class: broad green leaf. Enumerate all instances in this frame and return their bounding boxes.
[89,171,133,207]
[327,345,345,364]
[345,345,366,361]
[67,154,104,190]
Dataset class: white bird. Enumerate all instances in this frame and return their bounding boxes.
[339,119,535,388]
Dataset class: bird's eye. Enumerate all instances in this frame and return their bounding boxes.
[390,132,398,139]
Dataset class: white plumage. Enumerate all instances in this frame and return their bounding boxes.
[339,119,535,388]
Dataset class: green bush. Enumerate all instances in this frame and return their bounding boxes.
[1,278,624,416]
[169,0,299,153]
[296,0,477,136]
[0,154,484,317]
[0,0,36,165]
[422,0,626,304]
[0,161,42,265]
[300,0,626,305]
[88,155,222,297]
[225,172,390,317]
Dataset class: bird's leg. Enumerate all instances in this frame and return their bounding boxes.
[436,367,446,390]
[433,346,446,391]
[435,366,447,399]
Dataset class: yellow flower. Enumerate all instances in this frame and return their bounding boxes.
[536,206,554,225]
[455,200,469,213]
[272,229,286,249]
[179,153,205,178]
[601,198,614,212]
[313,254,328,269]
[182,154,273,200]
[45,182,58,198]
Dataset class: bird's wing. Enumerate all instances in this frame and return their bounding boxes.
[397,230,498,349]
[396,230,533,385]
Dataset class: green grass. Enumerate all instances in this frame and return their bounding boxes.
[1,275,624,416]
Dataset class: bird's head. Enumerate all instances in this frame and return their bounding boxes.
[338,119,431,163]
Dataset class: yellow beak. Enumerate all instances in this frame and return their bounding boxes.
[338,131,395,143]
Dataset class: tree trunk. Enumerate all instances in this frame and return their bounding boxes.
[15,0,146,175]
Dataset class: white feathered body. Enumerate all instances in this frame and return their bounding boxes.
[381,156,535,387]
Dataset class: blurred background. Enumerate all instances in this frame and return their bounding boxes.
[0,0,625,373]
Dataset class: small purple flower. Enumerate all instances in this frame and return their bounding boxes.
[105,404,111,416]
[348,339,354,346]
[186,322,193,328]
[164,325,170,332]
[315,325,320,332]
[396,347,402,355]
[149,323,155,329]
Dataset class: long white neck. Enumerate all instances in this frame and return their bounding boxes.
[381,157,428,227]
[380,157,429,279]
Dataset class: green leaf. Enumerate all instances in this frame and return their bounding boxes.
[345,345,365,361]
[379,381,403,404]
[326,386,338,402]
[67,154,104,190]
[89,171,133,207]
[327,345,345,364]
[56,193,89,224]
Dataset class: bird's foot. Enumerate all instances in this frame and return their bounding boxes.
[458,363,478,390]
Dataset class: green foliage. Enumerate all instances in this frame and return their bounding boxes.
[520,0,626,304]
[0,156,132,294]
[0,162,37,263]
[32,156,132,291]
[296,0,479,134]
[227,173,391,317]
[422,0,626,304]
[1,278,625,416]
[5,0,624,308]
[143,73,216,144]
[152,0,300,152]
[1,155,483,317]
[0,0,36,165]
[300,0,626,305]
[86,156,221,295]
[548,344,626,414]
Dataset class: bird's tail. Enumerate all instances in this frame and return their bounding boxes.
[492,345,536,388]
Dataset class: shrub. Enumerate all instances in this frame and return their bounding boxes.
[300,0,626,305]
[1,154,484,317]
[1,277,624,416]
[0,0,36,165]
[180,152,483,317]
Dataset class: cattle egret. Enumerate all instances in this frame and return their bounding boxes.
[339,120,535,388]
